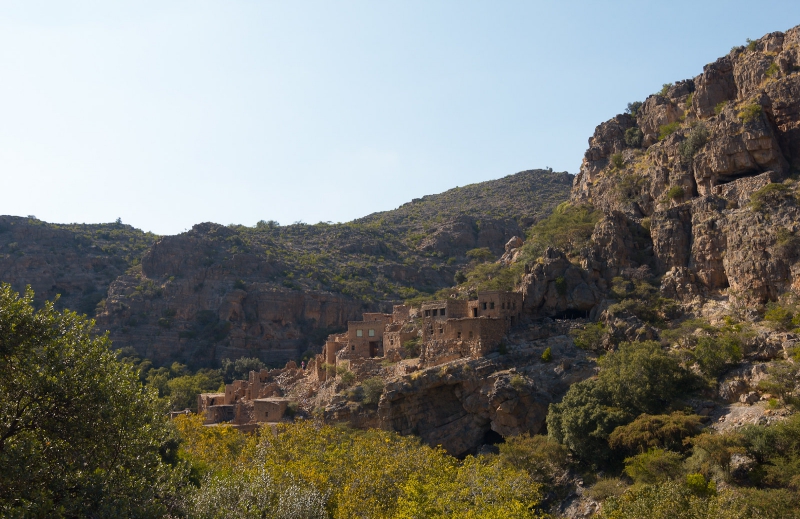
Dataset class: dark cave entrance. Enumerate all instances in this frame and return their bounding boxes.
[551,309,590,319]
[483,429,505,446]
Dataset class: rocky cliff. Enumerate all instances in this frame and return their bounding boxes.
[557,25,800,312]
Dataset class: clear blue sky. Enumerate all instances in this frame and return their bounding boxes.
[2,1,799,235]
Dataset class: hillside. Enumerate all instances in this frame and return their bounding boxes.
[0,169,572,367]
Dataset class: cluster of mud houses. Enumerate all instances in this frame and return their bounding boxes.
[199,290,521,427]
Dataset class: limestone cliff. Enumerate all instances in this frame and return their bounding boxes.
[565,24,800,309]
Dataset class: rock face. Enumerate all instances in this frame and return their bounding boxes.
[0,216,156,314]
[323,334,595,456]
[96,224,366,367]
[570,24,800,306]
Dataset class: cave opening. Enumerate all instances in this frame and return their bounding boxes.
[483,428,505,446]
[551,309,590,319]
[715,169,763,186]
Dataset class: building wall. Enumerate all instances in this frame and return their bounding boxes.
[253,398,289,423]
[421,299,468,319]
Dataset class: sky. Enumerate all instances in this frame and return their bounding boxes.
[2,1,800,235]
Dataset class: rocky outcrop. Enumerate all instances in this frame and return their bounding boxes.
[521,248,603,318]
[570,23,800,306]
[370,335,594,456]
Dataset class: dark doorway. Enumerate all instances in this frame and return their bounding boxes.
[369,341,380,357]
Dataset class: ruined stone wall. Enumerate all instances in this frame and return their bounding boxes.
[420,317,508,366]
[421,299,469,319]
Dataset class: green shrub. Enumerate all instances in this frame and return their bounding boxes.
[625,127,644,148]
[233,279,246,290]
[665,186,685,201]
[750,182,790,212]
[510,374,526,390]
[336,365,355,385]
[626,101,643,118]
[570,322,606,350]
[587,477,628,501]
[714,101,727,115]
[610,153,625,169]
[658,121,681,140]
[466,247,494,262]
[609,412,704,455]
[361,376,385,405]
[402,338,421,357]
[623,448,684,484]
[764,301,794,329]
[521,202,601,260]
[658,83,673,96]
[746,38,758,51]
[678,123,709,162]
[684,93,694,109]
[157,317,171,328]
[691,335,742,378]
[738,103,763,124]
[756,361,799,408]
[541,347,552,362]
[766,61,780,77]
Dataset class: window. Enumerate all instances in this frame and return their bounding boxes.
[432,309,437,316]
[357,329,363,337]
[482,302,487,310]
[424,310,430,317]
[513,302,516,309]
[490,302,495,309]
[369,329,375,337]
[469,331,474,338]
[351,345,355,350]
[457,331,461,339]
[441,308,446,316]
[501,302,505,309]
[439,326,443,334]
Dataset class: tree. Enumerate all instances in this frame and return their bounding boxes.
[0,284,188,517]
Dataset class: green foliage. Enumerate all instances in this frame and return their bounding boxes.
[678,123,709,162]
[510,374,526,390]
[690,335,742,378]
[0,284,188,517]
[570,322,606,351]
[521,202,601,260]
[466,247,494,262]
[665,185,685,201]
[738,103,763,124]
[624,127,643,148]
[541,347,553,362]
[179,420,545,519]
[607,277,679,326]
[625,101,643,118]
[403,337,421,357]
[756,361,799,408]
[497,434,571,498]
[616,172,648,203]
[623,448,684,484]
[766,61,780,77]
[714,101,727,115]
[609,412,704,455]
[750,182,790,212]
[658,121,681,140]
[220,356,266,383]
[658,83,673,96]
[361,376,385,405]
[548,341,697,466]
[685,92,694,109]
[746,37,758,51]
[555,276,567,295]
[610,153,625,169]
[587,477,628,501]
[337,366,355,385]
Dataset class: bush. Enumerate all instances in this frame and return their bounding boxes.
[610,153,625,169]
[738,103,763,124]
[362,376,385,405]
[402,337,421,357]
[521,202,601,260]
[587,477,628,501]
[625,127,644,147]
[714,101,727,115]
[665,185,685,201]
[766,61,780,77]
[337,367,355,385]
[510,374,525,390]
[756,361,799,408]
[541,347,553,362]
[623,448,684,484]
[658,121,681,140]
[678,123,709,162]
[609,412,704,455]
[626,101,643,118]
[763,301,794,329]
[658,83,673,96]
[750,183,790,212]
[466,247,494,262]
[570,322,606,351]
[690,335,742,378]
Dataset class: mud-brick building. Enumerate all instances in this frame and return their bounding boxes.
[252,398,290,422]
